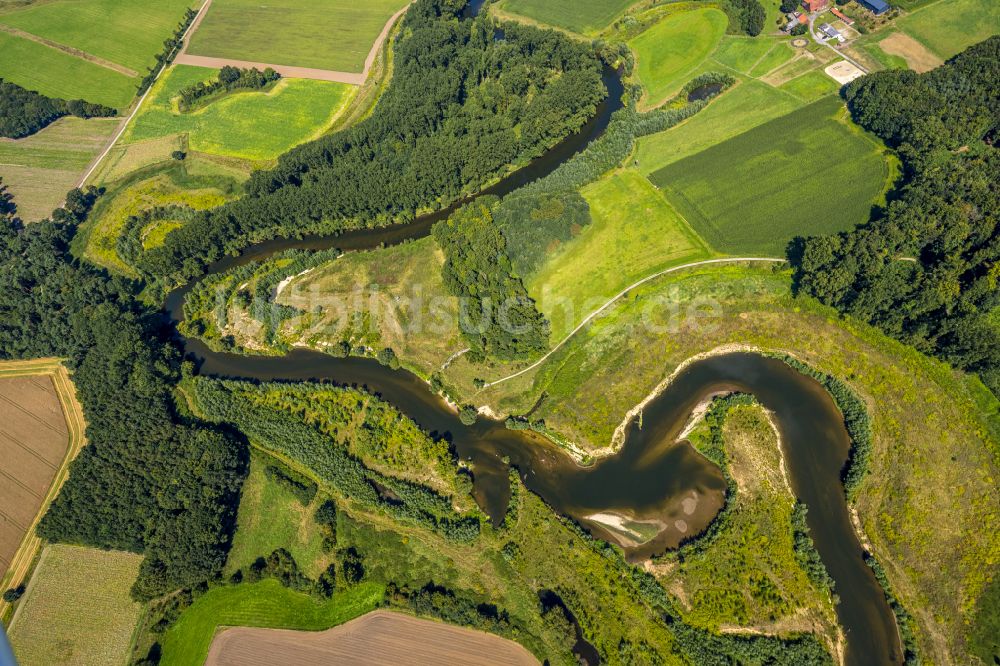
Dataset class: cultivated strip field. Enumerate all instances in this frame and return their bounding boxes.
[7,545,143,666]
[0,360,85,619]
[205,610,540,666]
[495,0,635,34]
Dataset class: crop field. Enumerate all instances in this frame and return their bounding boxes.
[496,0,635,33]
[7,545,143,666]
[895,0,1000,59]
[635,80,800,175]
[158,580,384,666]
[628,7,728,107]
[123,65,357,162]
[648,96,888,255]
[205,610,539,666]
[0,0,193,73]
[0,375,69,575]
[224,454,331,579]
[527,169,712,340]
[0,117,118,222]
[185,0,409,72]
[0,31,137,109]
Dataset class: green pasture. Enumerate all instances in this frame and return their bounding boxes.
[123,65,356,161]
[158,580,384,666]
[648,96,888,255]
[635,79,800,175]
[896,0,1000,58]
[0,31,137,108]
[0,0,193,73]
[527,169,712,340]
[186,0,409,72]
[628,7,728,107]
[748,42,795,77]
[8,545,143,666]
[496,0,635,33]
[0,116,117,222]
[779,70,841,101]
[711,36,778,75]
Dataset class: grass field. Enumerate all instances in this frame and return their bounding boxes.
[158,580,384,666]
[895,0,1000,59]
[664,404,838,646]
[0,0,193,73]
[186,0,409,72]
[123,65,357,161]
[648,96,888,255]
[496,0,636,34]
[527,169,712,340]
[628,8,728,107]
[8,545,143,666]
[0,117,118,222]
[472,262,1000,662]
[224,454,332,579]
[635,80,801,175]
[711,36,777,74]
[0,31,137,109]
[205,611,538,666]
[779,69,841,101]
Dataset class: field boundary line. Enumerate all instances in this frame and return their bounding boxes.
[175,0,413,85]
[0,362,87,620]
[483,257,786,387]
[0,24,139,77]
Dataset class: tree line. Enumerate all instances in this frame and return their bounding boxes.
[134,0,606,287]
[0,78,116,139]
[792,37,1000,396]
[176,66,280,112]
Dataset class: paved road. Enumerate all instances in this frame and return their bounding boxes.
[808,13,868,73]
[483,257,787,388]
[174,0,412,85]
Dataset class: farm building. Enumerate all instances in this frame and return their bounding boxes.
[819,22,843,39]
[831,7,854,24]
[801,0,829,11]
[857,0,890,14]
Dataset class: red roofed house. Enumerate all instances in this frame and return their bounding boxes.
[802,0,829,11]
[831,7,855,23]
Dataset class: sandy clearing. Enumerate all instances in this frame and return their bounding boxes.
[206,610,539,666]
[824,60,865,85]
[878,32,943,73]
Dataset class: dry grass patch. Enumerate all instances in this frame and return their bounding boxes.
[877,32,942,73]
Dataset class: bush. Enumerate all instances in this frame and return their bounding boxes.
[170,150,186,161]
[264,463,318,505]
[459,405,479,426]
[2,584,25,603]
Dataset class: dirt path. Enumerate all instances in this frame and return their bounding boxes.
[0,24,138,77]
[175,0,412,85]
[0,359,86,620]
[483,257,787,388]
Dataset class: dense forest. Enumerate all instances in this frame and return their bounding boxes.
[0,78,116,139]
[794,37,1000,395]
[0,181,246,600]
[135,0,606,285]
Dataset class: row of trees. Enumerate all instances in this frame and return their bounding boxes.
[176,66,280,112]
[135,0,607,286]
[0,180,247,600]
[136,7,198,97]
[793,37,1000,395]
[0,78,116,138]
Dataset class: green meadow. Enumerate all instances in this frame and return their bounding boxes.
[779,70,841,101]
[124,65,357,161]
[527,169,712,339]
[896,0,1000,58]
[0,31,137,109]
[186,0,409,72]
[497,0,635,33]
[648,96,888,255]
[0,0,193,73]
[628,7,728,107]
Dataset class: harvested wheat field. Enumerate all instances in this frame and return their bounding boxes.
[206,610,540,666]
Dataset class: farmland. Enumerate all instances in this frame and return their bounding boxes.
[495,0,635,34]
[158,580,385,666]
[628,8,728,107]
[0,31,138,109]
[7,545,143,666]
[526,169,712,340]
[895,0,1000,59]
[0,116,118,222]
[123,65,357,161]
[205,610,539,666]
[648,96,889,255]
[185,0,410,73]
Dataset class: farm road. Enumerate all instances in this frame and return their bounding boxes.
[175,0,412,85]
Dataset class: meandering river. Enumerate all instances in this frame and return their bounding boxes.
[163,53,901,666]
